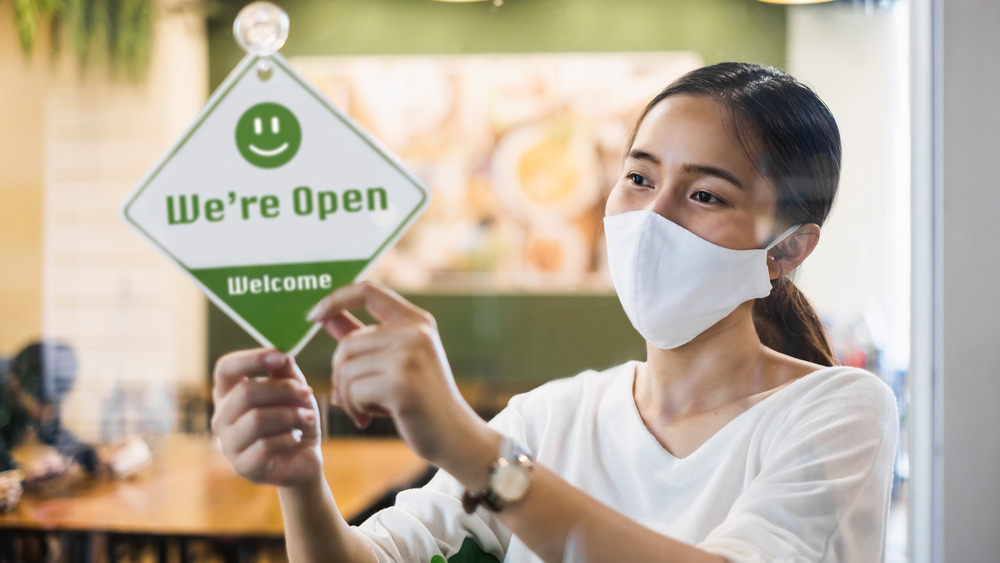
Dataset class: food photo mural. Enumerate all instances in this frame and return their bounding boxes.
[293,53,702,292]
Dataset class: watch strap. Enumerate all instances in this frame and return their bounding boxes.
[462,486,503,514]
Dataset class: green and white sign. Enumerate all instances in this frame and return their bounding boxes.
[121,54,430,355]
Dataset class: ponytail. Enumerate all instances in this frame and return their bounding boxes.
[753,277,836,367]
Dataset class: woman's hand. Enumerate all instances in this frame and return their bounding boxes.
[308,281,500,488]
[211,350,322,487]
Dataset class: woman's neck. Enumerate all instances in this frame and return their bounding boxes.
[636,303,787,425]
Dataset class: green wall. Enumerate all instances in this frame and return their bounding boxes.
[208,293,647,406]
[208,0,786,88]
[204,0,788,407]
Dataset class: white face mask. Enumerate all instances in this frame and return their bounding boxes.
[604,210,800,350]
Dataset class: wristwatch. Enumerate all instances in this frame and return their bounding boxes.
[462,438,534,513]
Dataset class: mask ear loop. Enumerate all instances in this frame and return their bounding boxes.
[764,224,802,252]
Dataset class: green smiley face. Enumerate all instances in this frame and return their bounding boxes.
[235,102,302,169]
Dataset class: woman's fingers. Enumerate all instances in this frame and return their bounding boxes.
[223,406,317,456]
[329,323,402,426]
[333,329,430,427]
[332,323,407,369]
[308,282,466,458]
[309,282,441,429]
[212,377,313,433]
[334,363,382,429]
[341,364,401,420]
[230,432,309,480]
[332,337,404,428]
[320,310,366,340]
[210,348,327,487]
[309,281,431,328]
[272,355,309,385]
[213,349,287,399]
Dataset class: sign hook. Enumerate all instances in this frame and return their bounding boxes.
[233,2,290,80]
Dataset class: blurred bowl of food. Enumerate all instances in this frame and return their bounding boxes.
[492,119,602,221]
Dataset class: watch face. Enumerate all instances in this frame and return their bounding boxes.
[492,459,531,502]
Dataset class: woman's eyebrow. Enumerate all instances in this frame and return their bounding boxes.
[681,164,745,190]
[628,149,661,165]
[628,149,744,190]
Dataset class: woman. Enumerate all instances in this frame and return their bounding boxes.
[211,63,897,562]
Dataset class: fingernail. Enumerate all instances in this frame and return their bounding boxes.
[306,299,327,322]
[301,409,316,424]
[330,388,342,406]
[265,352,285,367]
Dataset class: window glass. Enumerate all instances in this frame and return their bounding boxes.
[0,0,911,559]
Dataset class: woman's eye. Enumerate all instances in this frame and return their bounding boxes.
[627,173,652,187]
[693,191,721,204]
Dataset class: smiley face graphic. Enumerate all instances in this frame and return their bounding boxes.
[235,102,302,169]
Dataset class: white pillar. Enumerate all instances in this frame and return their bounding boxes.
[911,0,1000,560]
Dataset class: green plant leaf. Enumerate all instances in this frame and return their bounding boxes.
[8,0,152,78]
[38,0,58,16]
[70,0,98,69]
[14,0,38,53]
[106,0,121,66]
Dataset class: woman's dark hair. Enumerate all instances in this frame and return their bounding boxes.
[13,341,78,405]
[3,342,78,448]
[632,62,840,366]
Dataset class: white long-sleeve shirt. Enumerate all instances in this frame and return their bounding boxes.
[357,362,898,562]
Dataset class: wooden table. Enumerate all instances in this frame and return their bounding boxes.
[0,433,428,555]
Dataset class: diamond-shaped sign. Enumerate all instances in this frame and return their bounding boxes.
[121,54,430,355]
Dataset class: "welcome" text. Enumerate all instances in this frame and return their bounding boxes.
[227,272,334,296]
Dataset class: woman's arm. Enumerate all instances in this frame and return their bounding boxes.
[313,281,728,563]
[494,464,726,563]
[278,477,376,563]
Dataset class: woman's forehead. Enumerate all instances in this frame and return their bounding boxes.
[631,95,763,178]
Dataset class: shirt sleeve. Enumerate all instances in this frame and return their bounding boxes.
[355,405,528,563]
[697,371,899,563]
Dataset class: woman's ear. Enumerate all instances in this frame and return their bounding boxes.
[767,223,820,280]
